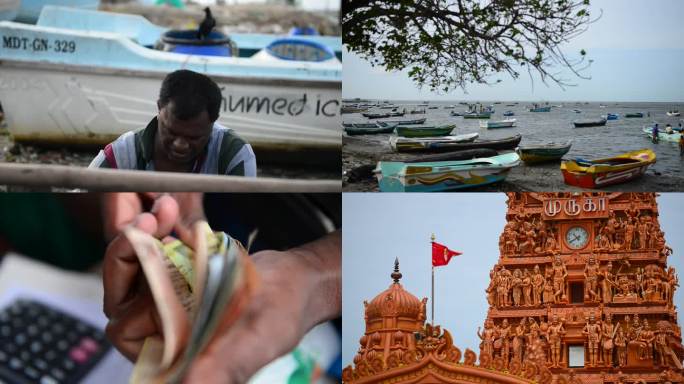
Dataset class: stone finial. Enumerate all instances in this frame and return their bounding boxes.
[391,257,402,284]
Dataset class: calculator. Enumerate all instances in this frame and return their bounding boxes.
[0,299,111,384]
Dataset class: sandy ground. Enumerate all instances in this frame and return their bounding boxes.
[342,135,684,192]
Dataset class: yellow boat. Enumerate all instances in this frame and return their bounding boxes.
[561,149,656,188]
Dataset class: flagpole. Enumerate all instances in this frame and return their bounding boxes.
[431,233,435,325]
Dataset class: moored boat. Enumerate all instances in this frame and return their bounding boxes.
[560,149,656,188]
[390,133,479,152]
[667,111,681,117]
[362,112,391,119]
[625,112,644,118]
[573,118,607,128]
[0,6,342,155]
[410,108,426,114]
[642,126,682,142]
[515,140,572,164]
[529,106,551,112]
[344,123,397,136]
[377,117,426,126]
[503,111,515,116]
[391,134,522,153]
[602,113,618,120]
[573,109,582,113]
[374,152,521,192]
[450,110,463,116]
[463,112,492,119]
[341,106,368,114]
[479,119,516,129]
[395,124,456,138]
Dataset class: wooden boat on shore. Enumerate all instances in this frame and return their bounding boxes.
[374,152,520,192]
[362,112,390,119]
[515,141,572,164]
[390,133,479,152]
[377,117,426,126]
[573,118,607,128]
[560,149,656,188]
[401,148,498,163]
[344,123,397,136]
[391,134,522,153]
[463,112,492,119]
[479,119,516,129]
[0,6,341,155]
[395,125,455,138]
[625,112,644,118]
[642,127,682,142]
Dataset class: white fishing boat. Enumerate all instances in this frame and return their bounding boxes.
[0,6,342,155]
[479,119,516,129]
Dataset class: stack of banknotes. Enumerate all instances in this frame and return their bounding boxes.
[124,221,258,383]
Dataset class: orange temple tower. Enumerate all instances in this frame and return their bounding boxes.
[482,192,684,383]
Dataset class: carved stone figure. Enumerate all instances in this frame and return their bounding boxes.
[637,319,655,361]
[552,255,568,303]
[511,317,526,365]
[623,217,636,251]
[583,314,602,367]
[614,325,628,367]
[584,256,600,302]
[547,314,566,368]
[532,265,544,306]
[496,319,512,368]
[637,217,649,249]
[511,269,523,306]
[477,318,496,361]
[600,261,615,303]
[543,278,555,304]
[522,269,533,306]
[601,314,616,367]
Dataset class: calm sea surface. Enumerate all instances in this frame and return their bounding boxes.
[342,101,684,177]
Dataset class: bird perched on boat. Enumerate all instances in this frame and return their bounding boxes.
[197,7,216,40]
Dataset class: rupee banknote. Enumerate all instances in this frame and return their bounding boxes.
[124,221,258,383]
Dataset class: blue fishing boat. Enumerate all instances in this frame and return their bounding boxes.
[374,152,520,192]
[503,111,514,116]
[0,6,342,154]
[529,106,551,112]
[603,113,619,120]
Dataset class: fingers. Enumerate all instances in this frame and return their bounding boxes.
[103,213,158,318]
[105,294,161,361]
[102,193,142,242]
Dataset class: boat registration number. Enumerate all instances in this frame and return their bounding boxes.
[2,35,76,53]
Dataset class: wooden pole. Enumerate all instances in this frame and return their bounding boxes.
[0,163,340,192]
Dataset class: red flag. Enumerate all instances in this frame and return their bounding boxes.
[432,242,461,267]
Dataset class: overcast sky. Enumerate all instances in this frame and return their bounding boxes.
[342,0,684,102]
[342,193,684,368]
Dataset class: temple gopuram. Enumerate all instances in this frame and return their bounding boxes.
[343,192,684,384]
[482,192,683,383]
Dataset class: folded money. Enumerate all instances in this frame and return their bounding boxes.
[124,221,258,383]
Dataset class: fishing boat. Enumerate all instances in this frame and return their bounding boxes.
[599,105,607,108]
[529,106,551,112]
[667,110,681,117]
[341,106,367,114]
[602,113,619,120]
[344,123,398,136]
[410,108,426,114]
[642,127,682,142]
[388,111,406,117]
[479,119,516,129]
[374,152,520,192]
[391,134,522,153]
[377,117,426,126]
[515,141,572,164]
[505,104,516,107]
[625,112,644,118]
[428,106,439,109]
[560,149,656,188]
[503,111,515,116]
[450,111,463,117]
[573,109,582,113]
[395,125,456,138]
[0,6,342,155]
[463,112,492,119]
[443,105,455,109]
[362,112,391,119]
[573,118,607,128]
[402,148,498,163]
[390,133,479,152]
[342,122,376,128]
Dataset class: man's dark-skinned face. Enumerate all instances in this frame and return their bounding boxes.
[156,100,213,164]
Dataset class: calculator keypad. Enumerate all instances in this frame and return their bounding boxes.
[0,299,111,384]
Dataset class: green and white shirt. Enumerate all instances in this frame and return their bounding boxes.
[88,117,256,176]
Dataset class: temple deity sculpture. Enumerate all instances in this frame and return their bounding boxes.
[477,318,496,361]
[601,314,617,367]
[606,211,620,247]
[654,320,684,369]
[664,267,679,308]
[543,277,555,304]
[511,317,527,365]
[497,266,512,307]
[614,325,628,367]
[637,319,655,361]
[552,255,568,303]
[547,314,566,368]
[511,269,523,306]
[532,265,545,306]
[583,314,602,367]
[496,319,512,368]
[522,269,533,306]
[584,256,600,302]
[637,216,649,249]
[623,217,636,251]
[600,261,615,303]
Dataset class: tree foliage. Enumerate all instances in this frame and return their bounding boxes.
[343,0,599,92]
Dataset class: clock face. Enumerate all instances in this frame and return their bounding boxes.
[566,226,589,249]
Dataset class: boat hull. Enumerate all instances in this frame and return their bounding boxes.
[375,153,520,192]
[573,119,607,128]
[560,149,656,188]
[529,107,551,112]
[463,113,491,119]
[395,126,455,138]
[393,134,522,153]
[642,127,682,142]
[516,143,571,164]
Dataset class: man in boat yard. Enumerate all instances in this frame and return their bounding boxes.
[88,70,256,176]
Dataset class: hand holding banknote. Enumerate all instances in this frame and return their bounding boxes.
[102,193,341,383]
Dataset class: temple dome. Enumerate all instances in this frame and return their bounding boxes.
[364,258,424,322]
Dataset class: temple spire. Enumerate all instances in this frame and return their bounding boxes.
[391,257,402,283]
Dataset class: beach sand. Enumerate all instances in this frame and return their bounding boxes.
[342,135,684,192]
